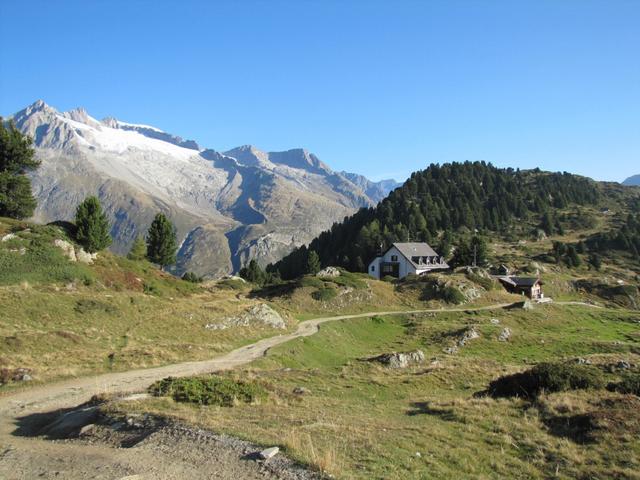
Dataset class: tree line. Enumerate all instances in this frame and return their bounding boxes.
[0,120,181,273]
[271,161,600,279]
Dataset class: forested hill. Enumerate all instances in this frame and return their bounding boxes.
[271,161,600,279]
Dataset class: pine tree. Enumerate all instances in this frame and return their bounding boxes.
[306,250,321,275]
[75,196,112,253]
[239,259,266,285]
[146,213,177,269]
[127,236,147,261]
[0,173,38,219]
[0,121,40,219]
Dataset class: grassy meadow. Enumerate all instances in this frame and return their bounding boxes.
[116,304,640,479]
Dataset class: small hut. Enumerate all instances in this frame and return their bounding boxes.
[497,276,543,299]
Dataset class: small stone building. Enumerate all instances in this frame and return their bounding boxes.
[497,276,544,299]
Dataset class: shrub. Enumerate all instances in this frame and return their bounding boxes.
[486,362,606,399]
[143,281,160,296]
[74,299,118,315]
[466,272,494,291]
[442,286,465,304]
[312,286,338,301]
[148,375,267,406]
[182,271,203,283]
[609,372,640,396]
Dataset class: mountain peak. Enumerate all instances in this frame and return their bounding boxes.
[63,106,100,127]
[25,99,57,116]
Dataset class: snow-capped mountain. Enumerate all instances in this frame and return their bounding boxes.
[8,100,397,277]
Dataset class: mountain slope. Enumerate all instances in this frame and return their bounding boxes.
[623,174,640,186]
[273,162,603,278]
[339,171,400,203]
[8,100,385,277]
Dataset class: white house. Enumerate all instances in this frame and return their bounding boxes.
[367,242,449,280]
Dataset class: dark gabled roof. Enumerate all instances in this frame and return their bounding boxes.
[383,242,447,269]
[392,242,438,259]
[497,276,542,287]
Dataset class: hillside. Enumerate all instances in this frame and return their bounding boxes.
[623,174,640,186]
[6,100,397,277]
[272,162,639,279]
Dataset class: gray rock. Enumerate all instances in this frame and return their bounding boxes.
[292,386,309,395]
[79,423,96,436]
[76,248,98,264]
[498,327,511,342]
[259,446,280,460]
[54,239,77,262]
[316,267,340,277]
[575,357,592,365]
[457,327,480,346]
[617,361,632,369]
[370,350,425,368]
[443,346,459,355]
[1,233,17,242]
[206,303,286,330]
[490,318,500,325]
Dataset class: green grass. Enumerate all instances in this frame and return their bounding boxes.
[0,223,95,285]
[117,304,640,479]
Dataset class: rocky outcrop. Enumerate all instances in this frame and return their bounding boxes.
[370,350,425,368]
[205,304,286,330]
[316,267,341,277]
[53,239,97,264]
[498,327,512,342]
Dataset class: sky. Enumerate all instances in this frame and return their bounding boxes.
[1,0,638,183]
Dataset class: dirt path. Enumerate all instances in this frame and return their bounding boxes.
[0,303,513,479]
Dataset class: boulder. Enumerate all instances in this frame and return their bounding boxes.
[490,318,500,325]
[457,327,480,346]
[206,303,286,330]
[259,446,280,460]
[1,233,17,242]
[292,386,309,395]
[498,327,511,342]
[54,239,77,262]
[316,266,340,277]
[76,248,98,264]
[370,350,425,368]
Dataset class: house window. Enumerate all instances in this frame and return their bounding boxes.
[371,265,375,272]
[391,255,398,261]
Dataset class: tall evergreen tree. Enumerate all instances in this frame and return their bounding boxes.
[75,196,112,253]
[239,259,266,285]
[127,236,147,261]
[0,120,40,219]
[146,213,177,269]
[272,162,600,279]
[306,250,321,275]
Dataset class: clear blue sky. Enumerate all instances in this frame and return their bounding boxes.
[1,0,638,182]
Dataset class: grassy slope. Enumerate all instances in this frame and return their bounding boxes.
[0,218,286,387]
[123,304,640,479]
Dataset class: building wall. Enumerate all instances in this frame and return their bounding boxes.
[368,246,417,279]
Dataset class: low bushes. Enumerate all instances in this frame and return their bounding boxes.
[312,286,338,301]
[609,372,640,396]
[486,362,606,399]
[149,375,267,406]
[466,272,495,291]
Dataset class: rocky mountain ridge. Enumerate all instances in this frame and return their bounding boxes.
[7,100,397,277]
